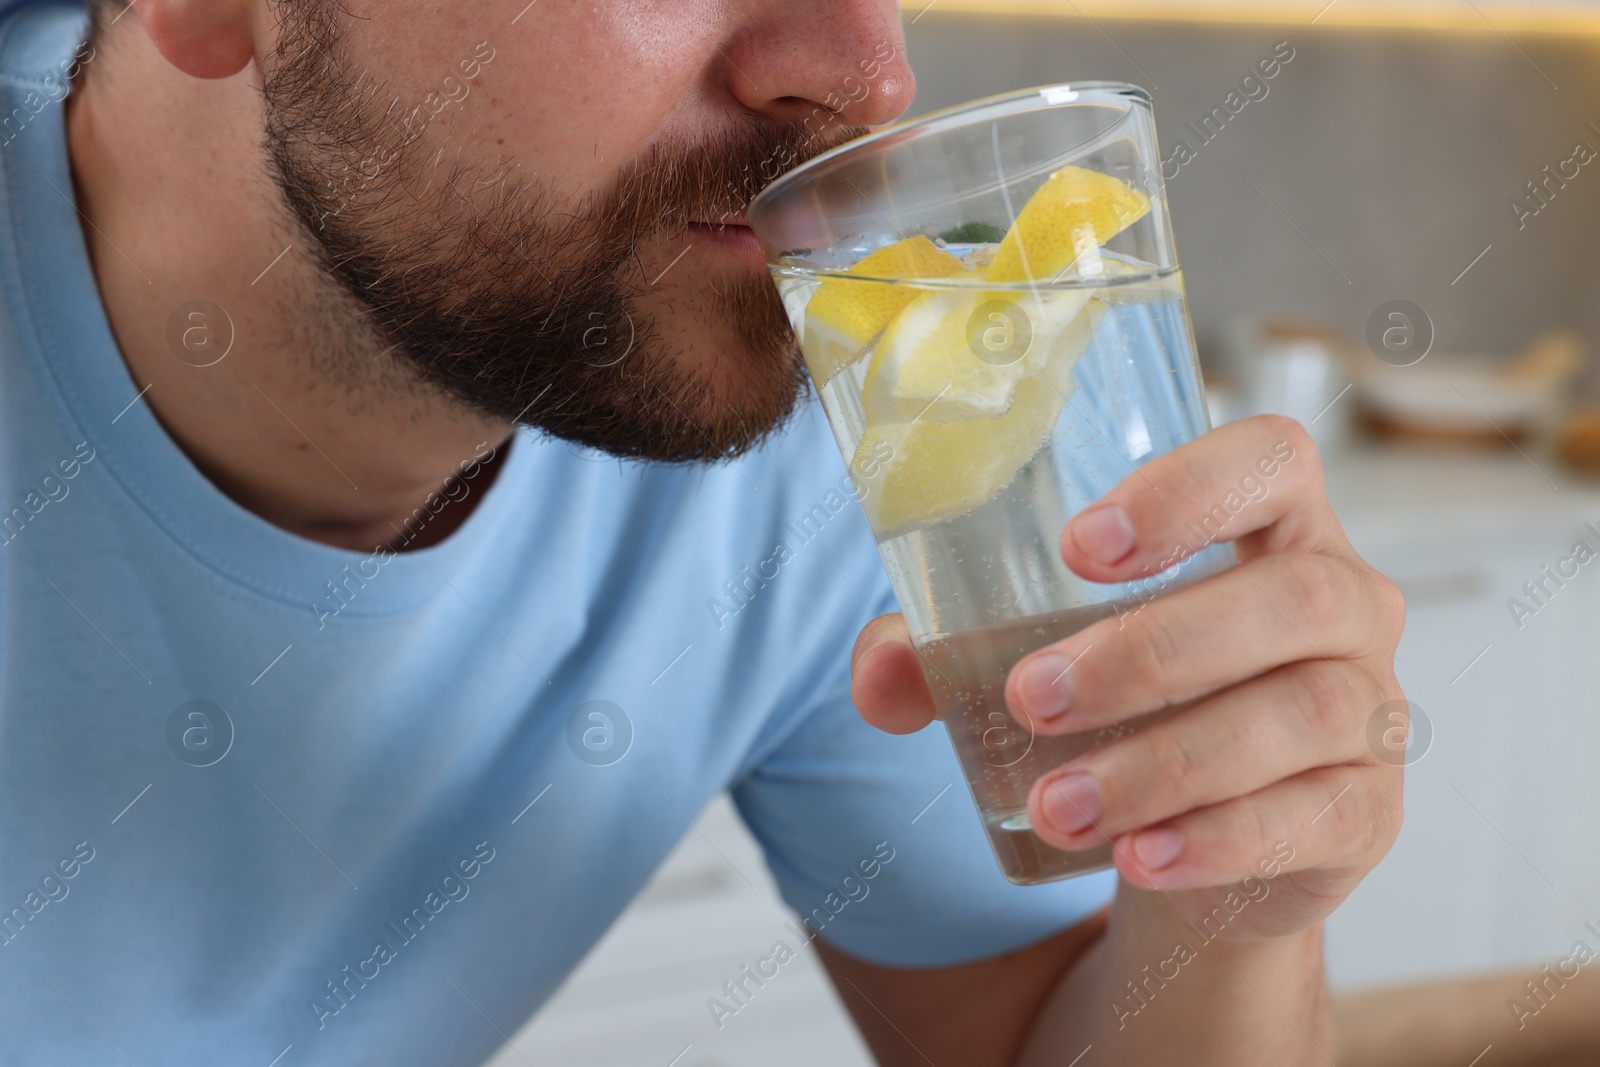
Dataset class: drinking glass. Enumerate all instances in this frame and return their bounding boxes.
[748,83,1235,884]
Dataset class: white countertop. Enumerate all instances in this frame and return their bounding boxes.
[1326,442,1600,549]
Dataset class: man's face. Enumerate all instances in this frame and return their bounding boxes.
[256,0,914,461]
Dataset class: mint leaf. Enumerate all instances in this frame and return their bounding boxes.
[938,222,1007,245]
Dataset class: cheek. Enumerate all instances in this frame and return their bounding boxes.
[339,0,724,205]
[493,6,720,191]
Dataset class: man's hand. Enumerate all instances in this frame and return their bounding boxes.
[852,413,1405,945]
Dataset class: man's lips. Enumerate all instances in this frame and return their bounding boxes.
[683,220,766,268]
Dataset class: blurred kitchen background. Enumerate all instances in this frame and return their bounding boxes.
[490,4,1600,1064]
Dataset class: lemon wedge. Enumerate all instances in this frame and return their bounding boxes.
[861,283,1095,423]
[986,166,1151,284]
[834,168,1152,536]
[858,170,1149,425]
[801,236,965,387]
[853,298,1109,538]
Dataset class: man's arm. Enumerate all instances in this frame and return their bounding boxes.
[815,907,1109,1067]
[1016,884,1329,1065]
[819,889,1329,1067]
[839,415,1404,1065]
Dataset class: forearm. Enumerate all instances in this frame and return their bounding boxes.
[1018,881,1332,1066]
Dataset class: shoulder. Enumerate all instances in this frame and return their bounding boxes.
[695,395,893,624]
[511,392,892,641]
[690,397,895,759]
[734,394,868,522]
[0,2,91,91]
[558,392,878,577]
[502,394,894,783]
[530,390,893,727]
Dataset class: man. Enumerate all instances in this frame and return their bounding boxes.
[0,0,1404,1063]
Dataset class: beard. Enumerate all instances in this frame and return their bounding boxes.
[257,0,866,462]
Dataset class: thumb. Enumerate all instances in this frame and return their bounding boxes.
[850,613,939,735]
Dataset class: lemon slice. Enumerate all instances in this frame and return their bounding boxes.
[842,169,1151,536]
[857,170,1149,424]
[861,284,1094,423]
[801,236,965,387]
[860,257,1149,424]
[853,298,1109,538]
[986,166,1151,284]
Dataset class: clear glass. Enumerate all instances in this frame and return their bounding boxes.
[748,83,1235,884]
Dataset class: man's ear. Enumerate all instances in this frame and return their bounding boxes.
[130,0,255,79]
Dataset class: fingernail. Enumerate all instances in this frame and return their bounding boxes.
[1071,504,1136,566]
[1013,652,1075,722]
[1132,827,1184,871]
[1041,772,1102,836]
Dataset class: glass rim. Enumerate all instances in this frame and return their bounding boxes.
[766,256,1177,289]
[748,79,1154,219]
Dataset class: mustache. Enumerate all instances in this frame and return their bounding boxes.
[596,118,871,253]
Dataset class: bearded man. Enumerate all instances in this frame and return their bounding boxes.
[0,0,1405,1063]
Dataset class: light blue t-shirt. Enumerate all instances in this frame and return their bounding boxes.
[0,5,1114,1064]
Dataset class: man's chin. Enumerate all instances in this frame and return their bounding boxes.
[496,331,808,464]
[584,270,808,462]
[645,353,810,463]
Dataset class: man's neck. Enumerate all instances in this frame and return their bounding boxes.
[64,25,513,552]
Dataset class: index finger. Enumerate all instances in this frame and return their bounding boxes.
[1058,415,1350,586]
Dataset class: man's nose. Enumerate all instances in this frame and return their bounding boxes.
[717,1,917,133]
